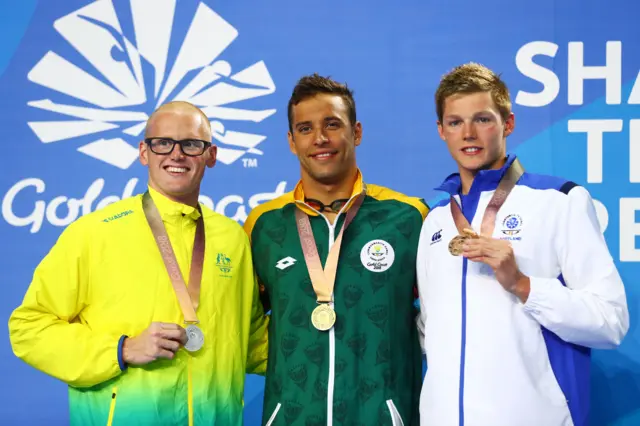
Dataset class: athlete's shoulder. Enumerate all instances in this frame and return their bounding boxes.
[48,194,142,249]
[76,194,142,228]
[200,203,248,240]
[365,183,429,220]
[244,191,296,241]
[518,172,579,195]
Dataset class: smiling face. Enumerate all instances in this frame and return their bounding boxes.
[288,93,362,186]
[437,91,514,180]
[434,63,515,192]
[139,102,216,206]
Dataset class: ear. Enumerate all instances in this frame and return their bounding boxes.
[139,140,149,166]
[205,145,217,168]
[287,131,298,155]
[353,121,363,147]
[504,113,515,137]
[437,121,446,141]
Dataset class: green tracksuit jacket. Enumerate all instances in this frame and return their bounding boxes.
[244,172,428,426]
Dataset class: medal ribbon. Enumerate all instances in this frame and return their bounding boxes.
[142,192,204,324]
[295,192,365,303]
[450,158,525,236]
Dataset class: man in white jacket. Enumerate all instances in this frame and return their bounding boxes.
[416,62,629,426]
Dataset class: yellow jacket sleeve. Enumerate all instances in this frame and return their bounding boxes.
[240,236,269,375]
[246,278,269,375]
[8,220,124,388]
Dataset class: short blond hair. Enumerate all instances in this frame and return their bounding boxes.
[435,63,511,123]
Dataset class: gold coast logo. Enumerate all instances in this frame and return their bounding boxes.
[26,0,276,169]
[360,239,395,273]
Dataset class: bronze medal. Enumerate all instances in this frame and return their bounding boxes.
[448,235,467,256]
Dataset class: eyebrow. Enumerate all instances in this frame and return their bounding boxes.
[295,116,342,128]
[444,111,494,119]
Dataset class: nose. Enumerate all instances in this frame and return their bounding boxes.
[169,142,185,160]
[463,121,477,141]
[313,128,329,145]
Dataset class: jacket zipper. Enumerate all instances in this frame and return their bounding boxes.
[106,386,118,426]
[297,193,360,426]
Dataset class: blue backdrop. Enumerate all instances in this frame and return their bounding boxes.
[1,1,638,425]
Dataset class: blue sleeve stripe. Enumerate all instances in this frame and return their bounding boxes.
[559,181,578,195]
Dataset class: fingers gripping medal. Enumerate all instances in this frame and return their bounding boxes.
[184,324,205,352]
[448,235,467,256]
[311,304,337,331]
[448,228,478,256]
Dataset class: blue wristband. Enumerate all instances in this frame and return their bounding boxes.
[117,335,128,371]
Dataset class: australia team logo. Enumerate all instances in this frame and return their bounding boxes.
[216,252,233,278]
[26,0,276,169]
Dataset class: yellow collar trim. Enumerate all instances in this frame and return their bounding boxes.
[292,170,366,216]
[147,186,202,221]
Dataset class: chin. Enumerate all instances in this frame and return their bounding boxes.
[458,156,489,171]
[301,163,333,182]
[310,171,344,185]
[162,184,194,197]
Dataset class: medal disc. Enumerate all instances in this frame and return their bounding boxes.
[462,228,479,238]
[448,235,467,256]
[184,324,204,352]
[311,304,336,331]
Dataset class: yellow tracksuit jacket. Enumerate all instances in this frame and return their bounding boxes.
[9,187,269,426]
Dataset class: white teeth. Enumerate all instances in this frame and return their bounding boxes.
[315,153,333,158]
[167,166,187,173]
[463,147,480,153]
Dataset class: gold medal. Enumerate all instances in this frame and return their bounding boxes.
[448,235,467,256]
[311,304,336,331]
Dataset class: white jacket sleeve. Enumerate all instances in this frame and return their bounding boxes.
[522,185,629,349]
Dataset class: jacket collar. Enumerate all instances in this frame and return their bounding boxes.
[147,186,202,221]
[435,154,518,197]
[293,169,366,216]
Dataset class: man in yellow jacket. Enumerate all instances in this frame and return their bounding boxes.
[8,101,268,426]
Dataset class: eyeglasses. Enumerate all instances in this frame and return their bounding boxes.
[145,137,212,157]
[304,198,350,214]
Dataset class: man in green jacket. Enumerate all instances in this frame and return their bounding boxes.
[244,74,428,426]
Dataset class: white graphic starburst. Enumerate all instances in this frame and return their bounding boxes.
[27,0,276,169]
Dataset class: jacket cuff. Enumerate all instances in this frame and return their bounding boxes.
[522,276,560,316]
[117,335,128,371]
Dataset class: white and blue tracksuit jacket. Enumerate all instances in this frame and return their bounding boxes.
[416,155,629,426]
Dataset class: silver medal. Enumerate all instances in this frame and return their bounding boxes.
[184,324,204,352]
